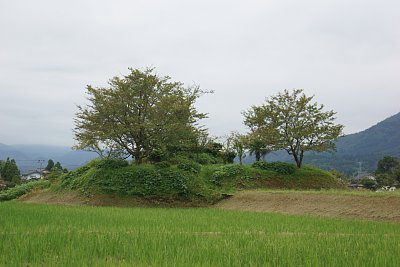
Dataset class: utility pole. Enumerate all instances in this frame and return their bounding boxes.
[357,162,363,180]
[38,160,45,178]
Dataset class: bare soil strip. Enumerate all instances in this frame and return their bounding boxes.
[215,191,400,223]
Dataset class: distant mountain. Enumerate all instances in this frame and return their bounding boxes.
[0,144,98,173]
[246,112,400,174]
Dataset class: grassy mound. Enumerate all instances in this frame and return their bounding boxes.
[57,159,345,205]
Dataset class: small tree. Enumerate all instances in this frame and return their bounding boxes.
[54,162,63,170]
[1,158,21,183]
[45,159,55,171]
[243,89,344,168]
[376,156,399,174]
[243,130,273,162]
[230,132,246,165]
[375,156,400,186]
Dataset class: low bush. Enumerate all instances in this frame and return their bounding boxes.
[0,180,51,201]
[211,164,245,185]
[252,161,296,175]
[177,160,201,174]
[154,161,172,169]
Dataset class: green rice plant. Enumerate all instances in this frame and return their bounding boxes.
[0,202,399,266]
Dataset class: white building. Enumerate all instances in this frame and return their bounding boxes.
[22,171,42,180]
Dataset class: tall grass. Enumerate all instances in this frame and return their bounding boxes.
[1,202,399,266]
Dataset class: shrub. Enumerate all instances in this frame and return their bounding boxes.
[177,160,201,174]
[360,177,377,190]
[154,161,171,169]
[252,161,296,175]
[148,149,167,163]
[252,161,268,170]
[195,153,219,165]
[211,164,245,185]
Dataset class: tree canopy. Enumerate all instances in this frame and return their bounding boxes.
[243,89,344,168]
[0,158,20,183]
[74,67,207,164]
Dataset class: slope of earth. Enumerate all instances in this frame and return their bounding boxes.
[18,190,209,208]
[215,190,400,223]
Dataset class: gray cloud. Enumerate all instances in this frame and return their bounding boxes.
[0,0,399,146]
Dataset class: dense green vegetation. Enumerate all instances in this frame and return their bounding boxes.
[0,180,50,201]
[0,157,21,187]
[1,202,399,266]
[59,158,344,204]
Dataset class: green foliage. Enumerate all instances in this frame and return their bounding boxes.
[194,153,220,165]
[74,67,208,164]
[46,168,65,182]
[211,164,246,185]
[153,161,171,169]
[45,159,54,171]
[61,162,193,199]
[374,156,400,186]
[177,160,201,174]
[220,151,236,164]
[54,162,63,170]
[243,89,344,168]
[244,131,272,161]
[252,161,296,175]
[230,132,246,164]
[61,159,344,202]
[360,177,377,190]
[0,158,21,183]
[375,173,396,187]
[376,156,399,174]
[0,180,50,201]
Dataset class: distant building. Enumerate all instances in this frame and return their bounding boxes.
[22,171,42,180]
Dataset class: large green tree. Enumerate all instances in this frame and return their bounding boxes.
[243,89,344,168]
[74,67,207,164]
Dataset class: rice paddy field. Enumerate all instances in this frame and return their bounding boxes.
[1,201,400,266]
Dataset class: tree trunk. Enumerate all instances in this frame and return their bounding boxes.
[255,151,261,161]
[292,151,302,168]
[134,149,143,165]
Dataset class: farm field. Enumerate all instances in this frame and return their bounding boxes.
[1,201,400,266]
[216,190,400,223]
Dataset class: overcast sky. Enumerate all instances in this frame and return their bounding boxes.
[1,0,399,147]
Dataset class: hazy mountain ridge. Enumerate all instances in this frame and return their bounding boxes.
[0,143,97,172]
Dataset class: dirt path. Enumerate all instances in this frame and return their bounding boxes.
[215,191,400,223]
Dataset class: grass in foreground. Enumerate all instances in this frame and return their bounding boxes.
[1,202,400,266]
